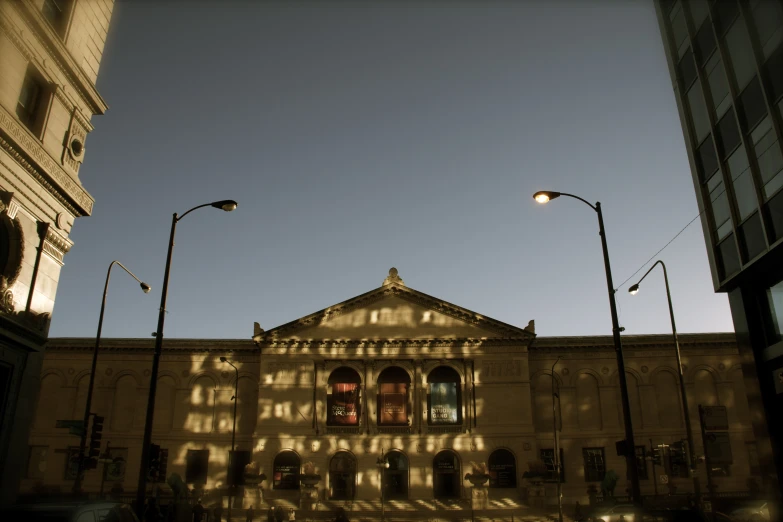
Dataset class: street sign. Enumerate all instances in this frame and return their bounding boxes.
[659,474,669,484]
[704,432,733,464]
[700,406,728,431]
[56,420,84,430]
[69,426,85,436]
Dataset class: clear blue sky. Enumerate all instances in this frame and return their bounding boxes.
[49,1,734,340]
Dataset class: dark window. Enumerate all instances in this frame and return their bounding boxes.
[696,135,720,182]
[678,49,698,89]
[377,366,410,426]
[327,367,361,426]
[64,446,83,480]
[227,450,252,487]
[427,366,461,425]
[713,0,739,35]
[16,70,43,132]
[764,46,783,103]
[42,0,68,35]
[747,442,761,475]
[669,442,690,478]
[273,451,300,490]
[0,364,11,437]
[740,212,767,261]
[539,448,565,483]
[433,450,461,499]
[329,451,356,500]
[717,109,741,158]
[634,446,649,480]
[765,280,783,343]
[738,77,768,132]
[694,21,717,67]
[661,0,676,15]
[185,449,209,485]
[382,451,408,500]
[26,446,47,480]
[582,447,606,482]
[489,449,518,488]
[769,188,783,241]
[717,234,741,280]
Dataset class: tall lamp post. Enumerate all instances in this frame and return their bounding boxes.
[551,357,563,522]
[74,261,150,494]
[376,449,389,521]
[628,260,700,504]
[533,190,641,505]
[220,357,239,522]
[135,200,238,516]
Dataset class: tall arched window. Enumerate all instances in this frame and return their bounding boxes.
[377,366,410,426]
[427,366,461,425]
[273,451,300,490]
[327,367,362,426]
[432,450,460,499]
[153,376,176,431]
[576,373,602,430]
[383,451,408,499]
[488,449,517,488]
[654,371,682,428]
[112,375,137,432]
[329,451,356,500]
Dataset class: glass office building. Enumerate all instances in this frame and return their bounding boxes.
[655,0,783,499]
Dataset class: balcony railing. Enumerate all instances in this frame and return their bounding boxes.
[325,426,362,435]
[427,425,464,434]
[376,426,412,434]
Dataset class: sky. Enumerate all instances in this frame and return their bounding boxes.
[48,0,735,341]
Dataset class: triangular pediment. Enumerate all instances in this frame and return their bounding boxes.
[262,273,534,342]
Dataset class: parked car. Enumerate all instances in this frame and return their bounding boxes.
[579,503,639,522]
[731,502,771,522]
[577,505,734,522]
[0,501,139,522]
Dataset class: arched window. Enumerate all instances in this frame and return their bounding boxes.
[273,451,300,490]
[327,367,362,426]
[427,366,461,425]
[329,451,356,500]
[383,450,408,500]
[432,450,460,499]
[377,366,410,426]
[576,373,601,430]
[488,449,517,488]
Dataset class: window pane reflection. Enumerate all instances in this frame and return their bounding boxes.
[767,279,783,342]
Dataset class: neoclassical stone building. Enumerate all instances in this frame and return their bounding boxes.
[0,0,114,505]
[25,270,756,508]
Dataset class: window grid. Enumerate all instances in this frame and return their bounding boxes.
[582,447,606,483]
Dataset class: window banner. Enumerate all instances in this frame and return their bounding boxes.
[430,382,459,424]
[379,383,408,424]
[330,383,360,425]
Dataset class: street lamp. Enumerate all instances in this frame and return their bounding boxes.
[551,357,563,522]
[376,449,389,521]
[220,356,239,522]
[628,260,701,503]
[74,261,150,494]
[533,190,641,505]
[135,200,238,516]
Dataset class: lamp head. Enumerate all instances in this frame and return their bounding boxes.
[220,356,228,363]
[628,284,640,295]
[385,461,390,469]
[533,191,561,204]
[211,200,238,212]
[140,282,151,294]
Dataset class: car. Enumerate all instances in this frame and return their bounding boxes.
[579,503,639,522]
[731,502,771,522]
[0,501,139,522]
[639,509,733,522]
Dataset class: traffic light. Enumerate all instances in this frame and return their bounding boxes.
[88,415,104,459]
[670,440,688,477]
[147,444,161,482]
[652,447,662,466]
[158,449,168,483]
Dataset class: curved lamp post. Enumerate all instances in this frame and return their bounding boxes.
[135,200,237,516]
[73,261,150,493]
[220,356,239,522]
[533,190,641,505]
[628,260,701,504]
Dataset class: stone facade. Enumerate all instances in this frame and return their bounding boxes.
[0,0,113,506]
[24,270,757,507]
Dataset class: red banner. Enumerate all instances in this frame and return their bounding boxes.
[330,383,360,425]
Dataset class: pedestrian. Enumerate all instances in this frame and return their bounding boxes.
[574,501,582,519]
[193,499,205,522]
[274,506,283,522]
[213,504,223,522]
[266,506,275,522]
[287,508,295,522]
[246,505,255,522]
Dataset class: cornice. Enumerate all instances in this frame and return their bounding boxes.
[530,332,737,351]
[11,1,109,114]
[0,107,94,216]
[45,338,258,354]
[263,282,535,341]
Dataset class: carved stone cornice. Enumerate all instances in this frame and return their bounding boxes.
[45,338,258,353]
[39,225,71,265]
[261,281,535,341]
[530,333,736,351]
[0,107,93,216]
[6,2,109,114]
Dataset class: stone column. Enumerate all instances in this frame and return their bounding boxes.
[414,361,422,434]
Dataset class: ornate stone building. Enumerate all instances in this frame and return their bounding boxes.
[0,0,114,505]
[25,270,755,509]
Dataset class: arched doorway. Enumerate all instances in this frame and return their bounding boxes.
[329,451,356,500]
[427,366,461,425]
[433,450,460,499]
[488,449,517,488]
[383,450,408,500]
[273,451,300,490]
[377,366,411,426]
[327,367,362,426]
